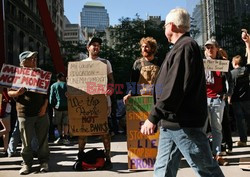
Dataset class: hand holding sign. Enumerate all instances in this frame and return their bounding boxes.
[140,119,156,135]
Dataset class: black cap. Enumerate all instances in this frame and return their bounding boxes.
[56,72,65,79]
[87,37,102,47]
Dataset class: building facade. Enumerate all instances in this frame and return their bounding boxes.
[3,0,64,66]
[80,2,109,34]
[192,0,250,50]
[63,16,84,45]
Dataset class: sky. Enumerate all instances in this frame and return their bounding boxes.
[64,0,199,26]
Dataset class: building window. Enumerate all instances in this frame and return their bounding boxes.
[27,18,34,30]
[19,11,26,23]
[7,25,15,64]
[29,37,34,51]
[19,31,25,53]
[28,0,34,11]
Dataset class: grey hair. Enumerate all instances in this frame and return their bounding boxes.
[165,8,190,32]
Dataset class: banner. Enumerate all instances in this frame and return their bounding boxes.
[0,64,51,94]
[126,96,159,170]
[203,59,229,72]
[67,61,107,95]
[68,94,108,136]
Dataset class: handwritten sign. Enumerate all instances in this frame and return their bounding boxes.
[203,59,229,72]
[67,61,107,94]
[126,96,159,170]
[0,64,51,94]
[68,94,108,136]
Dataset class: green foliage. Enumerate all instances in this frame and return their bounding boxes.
[60,41,87,63]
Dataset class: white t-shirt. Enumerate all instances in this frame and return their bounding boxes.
[83,57,113,74]
[83,57,112,116]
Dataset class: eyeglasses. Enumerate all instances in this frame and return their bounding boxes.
[163,22,171,29]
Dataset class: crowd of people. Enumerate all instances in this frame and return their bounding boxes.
[0,7,249,177]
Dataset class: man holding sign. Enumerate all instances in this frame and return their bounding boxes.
[78,37,114,170]
[204,38,233,165]
[8,51,49,175]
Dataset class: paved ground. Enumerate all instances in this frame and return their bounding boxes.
[0,134,250,177]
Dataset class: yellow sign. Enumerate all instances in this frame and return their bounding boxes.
[126,96,159,170]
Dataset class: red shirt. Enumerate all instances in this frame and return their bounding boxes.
[206,71,223,98]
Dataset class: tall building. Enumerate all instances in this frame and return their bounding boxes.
[80,2,109,33]
[192,0,250,48]
[3,0,64,66]
[191,3,207,46]
[63,16,84,45]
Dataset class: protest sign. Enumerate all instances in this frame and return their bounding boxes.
[67,61,107,95]
[126,96,159,170]
[68,94,108,136]
[203,59,229,72]
[0,64,51,94]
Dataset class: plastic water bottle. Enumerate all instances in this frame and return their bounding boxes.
[54,129,60,139]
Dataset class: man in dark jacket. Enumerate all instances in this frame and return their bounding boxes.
[141,8,224,177]
[230,29,250,147]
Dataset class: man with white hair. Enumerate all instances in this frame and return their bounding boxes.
[141,8,224,177]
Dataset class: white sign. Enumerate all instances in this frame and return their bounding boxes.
[67,61,107,94]
[0,64,52,94]
[203,59,229,72]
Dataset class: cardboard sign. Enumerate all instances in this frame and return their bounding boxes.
[0,64,51,94]
[203,59,229,72]
[67,61,107,95]
[68,94,108,136]
[126,96,159,170]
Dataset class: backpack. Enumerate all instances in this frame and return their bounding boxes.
[73,148,106,171]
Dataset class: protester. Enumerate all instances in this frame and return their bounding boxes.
[204,38,233,165]
[49,72,70,145]
[78,37,114,170]
[0,88,11,157]
[123,37,160,103]
[8,51,49,175]
[141,8,224,177]
[230,30,250,146]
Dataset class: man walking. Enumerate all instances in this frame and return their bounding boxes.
[141,8,224,177]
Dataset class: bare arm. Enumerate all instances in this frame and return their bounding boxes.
[106,73,114,96]
[8,87,26,98]
[242,29,250,64]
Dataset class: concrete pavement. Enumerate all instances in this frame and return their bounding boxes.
[0,134,250,177]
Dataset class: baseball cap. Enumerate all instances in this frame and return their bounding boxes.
[19,51,38,63]
[205,38,219,47]
[86,37,102,47]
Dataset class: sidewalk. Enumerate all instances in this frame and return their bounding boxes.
[0,134,249,177]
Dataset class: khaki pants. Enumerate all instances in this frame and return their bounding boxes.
[18,115,50,166]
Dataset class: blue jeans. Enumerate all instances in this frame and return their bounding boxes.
[7,120,21,155]
[154,127,224,177]
[207,98,225,155]
[232,100,250,142]
[7,120,39,155]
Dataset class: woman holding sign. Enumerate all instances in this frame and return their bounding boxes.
[8,51,49,175]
